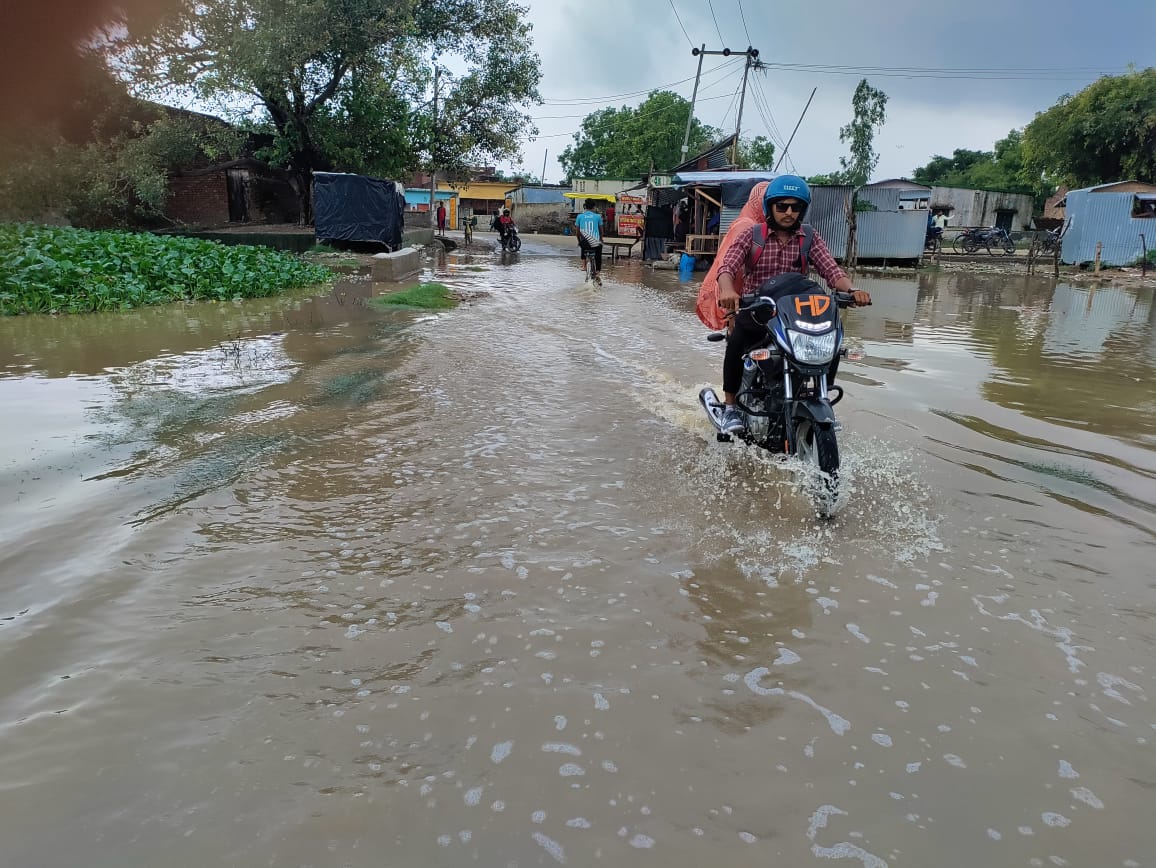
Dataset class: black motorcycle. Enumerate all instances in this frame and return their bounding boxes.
[699,278,866,517]
[499,223,522,252]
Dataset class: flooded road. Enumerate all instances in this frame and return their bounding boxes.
[2,242,1155,867]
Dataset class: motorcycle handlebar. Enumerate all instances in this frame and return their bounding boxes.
[734,291,871,314]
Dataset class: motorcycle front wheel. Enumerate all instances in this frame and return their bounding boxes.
[795,420,841,518]
[508,235,521,252]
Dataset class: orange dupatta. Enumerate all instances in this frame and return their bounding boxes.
[694,182,769,329]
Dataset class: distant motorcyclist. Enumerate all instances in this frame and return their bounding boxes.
[496,208,514,243]
[715,175,870,434]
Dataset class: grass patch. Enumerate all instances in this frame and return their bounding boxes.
[373,282,458,310]
[309,243,340,253]
[1,223,333,315]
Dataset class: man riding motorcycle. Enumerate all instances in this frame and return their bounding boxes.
[715,175,871,434]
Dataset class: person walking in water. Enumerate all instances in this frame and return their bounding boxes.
[436,202,447,235]
[575,198,603,285]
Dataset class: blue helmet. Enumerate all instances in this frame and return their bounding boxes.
[763,175,811,219]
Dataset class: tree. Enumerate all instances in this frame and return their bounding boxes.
[912,129,1054,209]
[736,135,775,171]
[836,79,888,186]
[559,90,719,179]
[1022,68,1156,187]
[115,0,541,222]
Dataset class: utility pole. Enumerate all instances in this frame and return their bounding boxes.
[678,46,759,166]
[541,148,548,185]
[428,65,440,230]
[680,44,706,160]
[732,48,757,165]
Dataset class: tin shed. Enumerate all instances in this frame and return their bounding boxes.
[1061,182,1156,266]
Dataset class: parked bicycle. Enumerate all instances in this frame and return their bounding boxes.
[953,227,1016,255]
[1037,227,1061,254]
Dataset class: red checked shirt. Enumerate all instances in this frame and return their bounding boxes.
[717,223,847,292]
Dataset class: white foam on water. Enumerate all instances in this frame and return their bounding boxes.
[943,754,967,768]
[629,834,655,849]
[1058,760,1079,779]
[459,830,472,843]
[554,715,567,731]
[866,574,898,589]
[739,831,758,843]
[464,786,483,806]
[906,762,921,773]
[491,800,506,812]
[1042,813,1071,828]
[543,742,582,756]
[559,763,585,777]
[601,760,619,773]
[435,621,453,633]
[593,693,609,710]
[871,733,893,748]
[744,668,851,735]
[437,834,452,847]
[973,595,1091,674]
[775,648,802,666]
[566,817,592,829]
[532,810,546,824]
[816,597,839,614]
[1071,787,1104,809]
[491,741,513,764]
[847,624,871,644]
[987,828,1002,841]
[806,805,887,868]
[1097,672,1146,706]
[532,831,566,863]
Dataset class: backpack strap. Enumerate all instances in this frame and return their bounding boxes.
[798,223,814,274]
[748,222,815,273]
[747,222,768,270]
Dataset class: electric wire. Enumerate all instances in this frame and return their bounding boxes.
[736,0,753,45]
[538,59,738,105]
[667,0,694,49]
[763,62,1129,81]
[531,89,743,141]
[705,0,726,46]
[530,61,741,119]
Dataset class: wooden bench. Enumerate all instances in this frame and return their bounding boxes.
[602,236,641,260]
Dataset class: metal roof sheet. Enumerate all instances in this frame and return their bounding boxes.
[672,171,779,185]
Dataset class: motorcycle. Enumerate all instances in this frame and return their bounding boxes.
[699,279,866,518]
[953,226,1016,255]
[499,222,522,252]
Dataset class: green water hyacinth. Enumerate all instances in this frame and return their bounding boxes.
[0,224,333,315]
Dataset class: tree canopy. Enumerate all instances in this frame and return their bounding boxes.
[837,79,887,187]
[912,129,1052,205]
[1021,67,1156,188]
[558,91,719,179]
[114,0,542,220]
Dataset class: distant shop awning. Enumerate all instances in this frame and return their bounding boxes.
[671,171,778,185]
[563,192,619,202]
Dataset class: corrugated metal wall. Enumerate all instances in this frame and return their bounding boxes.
[856,211,927,259]
[719,206,742,236]
[857,186,901,211]
[809,186,853,261]
[1062,189,1151,266]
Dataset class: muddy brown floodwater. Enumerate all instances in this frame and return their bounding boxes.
[2,239,1155,867]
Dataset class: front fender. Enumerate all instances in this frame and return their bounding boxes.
[792,398,836,427]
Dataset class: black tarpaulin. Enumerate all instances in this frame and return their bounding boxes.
[721,180,763,208]
[313,172,404,249]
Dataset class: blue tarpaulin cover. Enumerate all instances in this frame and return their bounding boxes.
[314,172,405,249]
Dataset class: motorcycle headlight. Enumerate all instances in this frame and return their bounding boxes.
[788,329,837,364]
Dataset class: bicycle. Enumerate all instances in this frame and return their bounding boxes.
[582,244,601,285]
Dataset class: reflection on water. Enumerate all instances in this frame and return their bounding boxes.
[1,257,1155,866]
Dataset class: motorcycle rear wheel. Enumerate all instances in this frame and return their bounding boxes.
[1002,240,1016,255]
[796,420,840,518]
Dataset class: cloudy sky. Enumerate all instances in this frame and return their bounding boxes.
[506,0,1154,183]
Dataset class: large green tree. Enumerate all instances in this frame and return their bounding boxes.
[736,135,775,171]
[912,130,1054,209]
[559,90,719,179]
[1022,68,1156,187]
[115,0,541,222]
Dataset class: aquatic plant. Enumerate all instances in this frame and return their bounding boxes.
[0,224,333,315]
[373,282,458,310]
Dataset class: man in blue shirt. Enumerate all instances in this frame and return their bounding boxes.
[575,198,603,285]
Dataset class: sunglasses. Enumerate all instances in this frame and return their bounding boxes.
[772,202,803,213]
